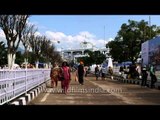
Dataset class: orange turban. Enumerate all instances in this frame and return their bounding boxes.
[80,61,83,64]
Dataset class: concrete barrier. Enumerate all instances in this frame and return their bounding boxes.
[10,83,46,105]
[113,74,160,90]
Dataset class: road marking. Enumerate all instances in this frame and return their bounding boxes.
[41,92,50,102]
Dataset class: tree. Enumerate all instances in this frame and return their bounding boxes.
[77,50,106,66]
[15,51,24,65]
[0,15,29,69]
[29,34,63,68]
[21,23,37,68]
[0,41,7,67]
[107,19,160,64]
[107,40,124,63]
[29,35,43,68]
[47,43,63,65]
[41,37,54,68]
[50,50,63,65]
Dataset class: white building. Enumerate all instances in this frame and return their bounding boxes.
[61,47,110,63]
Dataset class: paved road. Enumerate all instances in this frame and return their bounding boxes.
[28,73,160,105]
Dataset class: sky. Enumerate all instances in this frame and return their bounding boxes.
[1,15,160,51]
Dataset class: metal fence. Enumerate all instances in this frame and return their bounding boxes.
[0,69,50,105]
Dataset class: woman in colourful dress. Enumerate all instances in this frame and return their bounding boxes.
[60,61,71,94]
[50,63,60,88]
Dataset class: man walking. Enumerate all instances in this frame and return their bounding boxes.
[149,63,157,88]
[78,61,85,85]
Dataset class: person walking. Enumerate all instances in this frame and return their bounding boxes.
[50,63,60,88]
[149,63,157,88]
[95,65,100,80]
[59,61,71,94]
[108,66,113,80]
[77,61,85,85]
[119,66,124,78]
[141,65,148,87]
[136,63,141,79]
[101,66,106,80]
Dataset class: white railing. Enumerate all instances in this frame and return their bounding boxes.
[0,69,50,105]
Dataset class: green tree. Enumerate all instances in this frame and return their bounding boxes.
[15,51,24,65]
[0,41,7,67]
[77,50,106,66]
[0,15,29,69]
[29,35,62,68]
[107,19,160,64]
[21,23,37,68]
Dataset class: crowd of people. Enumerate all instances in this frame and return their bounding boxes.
[50,61,86,94]
[50,61,71,94]
[119,63,158,88]
[94,65,113,80]
[50,60,159,95]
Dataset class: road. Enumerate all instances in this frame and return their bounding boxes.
[28,73,160,105]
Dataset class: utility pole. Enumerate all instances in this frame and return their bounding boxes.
[104,26,105,40]
[104,25,109,61]
[104,26,106,47]
[149,16,151,39]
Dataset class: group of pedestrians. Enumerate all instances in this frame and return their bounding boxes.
[119,63,158,88]
[50,61,85,94]
[142,63,157,88]
[50,60,158,95]
[94,65,113,80]
[50,61,71,94]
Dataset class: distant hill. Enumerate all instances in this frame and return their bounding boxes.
[17,47,25,53]
[0,37,7,45]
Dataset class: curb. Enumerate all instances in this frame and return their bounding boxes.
[10,83,46,105]
[116,77,160,89]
